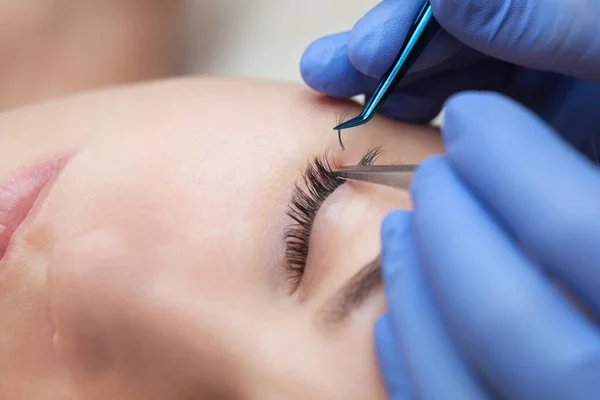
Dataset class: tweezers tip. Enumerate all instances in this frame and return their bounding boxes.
[332,170,351,179]
[333,116,365,131]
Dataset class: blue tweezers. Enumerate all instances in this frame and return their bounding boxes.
[334,2,440,134]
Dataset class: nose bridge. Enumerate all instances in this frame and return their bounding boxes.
[46,213,175,371]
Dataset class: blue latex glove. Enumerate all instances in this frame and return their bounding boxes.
[300,0,600,158]
[376,91,600,399]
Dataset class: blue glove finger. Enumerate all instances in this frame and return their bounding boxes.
[374,58,513,123]
[442,92,600,314]
[300,32,375,98]
[429,0,600,81]
[347,0,465,78]
[411,156,600,400]
[300,25,480,99]
[381,210,490,399]
[374,314,415,400]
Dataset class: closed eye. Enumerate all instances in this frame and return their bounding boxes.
[283,146,384,293]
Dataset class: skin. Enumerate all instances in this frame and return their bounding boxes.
[0,0,182,110]
[0,77,443,399]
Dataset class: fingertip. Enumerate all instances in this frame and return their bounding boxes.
[348,0,423,77]
[410,155,448,202]
[443,90,553,149]
[299,35,340,93]
[444,90,514,111]
[381,210,412,283]
[443,90,502,117]
[375,313,415,400]
[347,21,390,78]
[382,209,411,240]
[300,32,368,97]
[442,91,523,146]
[374,314,400,359]
[416,153,447,172]
[441,91,483,145]
[374,313,394,345]
[374,314,394,360]
[381,207,491,399]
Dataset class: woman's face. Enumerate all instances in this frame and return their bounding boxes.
[0,78,442,399]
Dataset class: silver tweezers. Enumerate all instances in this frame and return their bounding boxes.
[333,164,417,189]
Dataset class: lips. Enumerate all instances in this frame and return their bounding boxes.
[0,155,70,261]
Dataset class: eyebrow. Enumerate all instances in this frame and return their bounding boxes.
[320,256,383,325]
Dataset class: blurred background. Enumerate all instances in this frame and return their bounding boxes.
[0,0,378,110]
[179,0,379,82]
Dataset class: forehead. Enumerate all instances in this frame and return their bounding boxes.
[95,80,349,186]
[91,81,347,215]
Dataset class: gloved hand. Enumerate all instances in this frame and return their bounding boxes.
[375,91,600,399]
[300,0,600,159]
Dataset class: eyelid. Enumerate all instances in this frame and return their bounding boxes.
[283,154,345,292]
[282,146,385,294]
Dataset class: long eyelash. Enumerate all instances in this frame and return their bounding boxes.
[284,156,343,286]
[336,112,350,150]
[284,146,383,291]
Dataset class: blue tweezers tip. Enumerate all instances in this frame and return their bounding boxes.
[333,116,366,131]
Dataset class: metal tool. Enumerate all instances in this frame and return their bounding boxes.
[334,164,417,189]
[334,2,440,133]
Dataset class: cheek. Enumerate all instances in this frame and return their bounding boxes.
[46,213,243,398]
[48,213,179,373]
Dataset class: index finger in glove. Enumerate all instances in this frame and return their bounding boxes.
[380,210,490,400]
[442,91,600,315]
[411,155,600,400]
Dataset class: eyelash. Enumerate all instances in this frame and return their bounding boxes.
[284,147,383,292]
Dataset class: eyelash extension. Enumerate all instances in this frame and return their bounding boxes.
[284,146,383,292]
[336,111,351,150]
